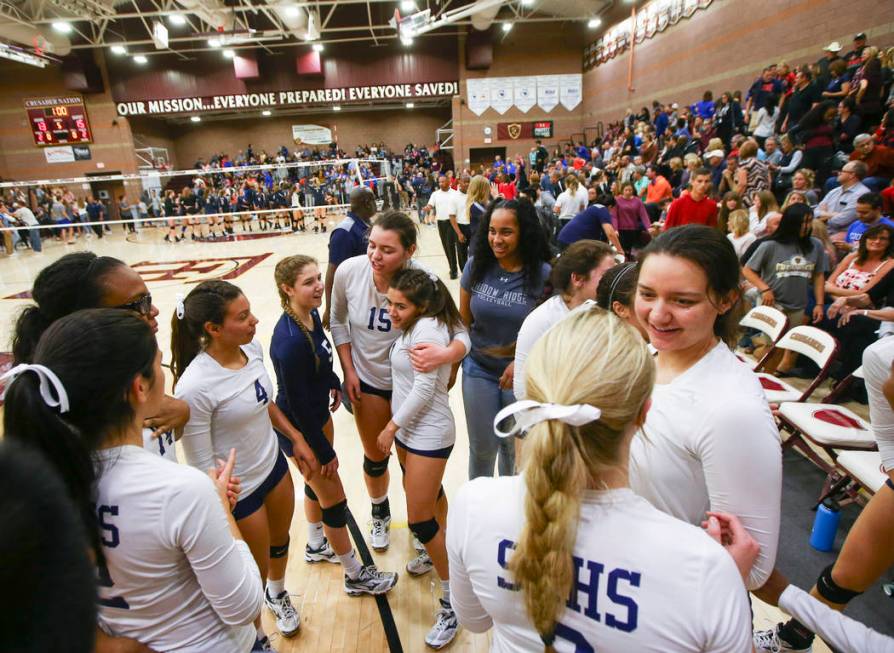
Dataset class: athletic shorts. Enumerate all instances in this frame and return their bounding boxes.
[232,450,289,521]
[395,439,453,459]
[887,477,894,492]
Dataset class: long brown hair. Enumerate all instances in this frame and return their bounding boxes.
[389,268,463,335]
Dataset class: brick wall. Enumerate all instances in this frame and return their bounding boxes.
[582,0,894,130]
[452,22,589,168]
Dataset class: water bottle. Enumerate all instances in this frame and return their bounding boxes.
[809,498,841,552]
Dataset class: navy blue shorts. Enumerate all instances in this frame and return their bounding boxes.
[886,477,894,492]
[233,450,289,521]
[395,438,454,459]
[360,378,392,401]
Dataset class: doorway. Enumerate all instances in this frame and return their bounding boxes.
[469,146,506,173]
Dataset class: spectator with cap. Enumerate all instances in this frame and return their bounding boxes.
[844,32,869,73]
[815,160,871,237]
[816,41,843,87]
[705,148,727,191]
[850,133,894,192]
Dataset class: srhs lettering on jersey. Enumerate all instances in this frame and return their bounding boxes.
[496,538,641,632]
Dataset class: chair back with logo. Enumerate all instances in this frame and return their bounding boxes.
[740,305,788,343]
[774,326,839,401]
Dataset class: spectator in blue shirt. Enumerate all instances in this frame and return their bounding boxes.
[695,91,716,120]
[844,192,894,246]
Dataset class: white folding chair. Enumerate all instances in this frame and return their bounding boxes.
[817,450,887,508]
[755,326,839,403]
[823,365,865,405]
[738,305,788,370]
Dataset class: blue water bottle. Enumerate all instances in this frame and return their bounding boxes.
[809,498,841,552]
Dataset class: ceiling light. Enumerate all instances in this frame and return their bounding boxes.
[312,43,324,52]
[587,17,602,28]
[169,14,187,26]
[400,0,416,11]
[110,44,127,55]
[52,21,72,33]
[133,54,148,64]
[406,102,414,108]
[333,105,341,111]
[208,37,221,48]
[190,116,201,122]
[520,0,534,6]
[401,35,413,46]
[223,49,234,59]
[284,4,301,18]
[262,110,272,116]
[501,22,513,32]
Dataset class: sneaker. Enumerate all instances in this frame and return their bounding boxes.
[252,636,276,652]
[370,515,391,551]
[412,535,426,553]
[265,589,300,637]
[425,599,459,649]
[344,564,399,596]
[406,551,433,576]
[753,625,813,653]
[305,537,339,564]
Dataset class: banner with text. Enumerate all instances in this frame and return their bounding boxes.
[116,81,459,116]
[291,124,333,145]
[464,74,581,116]
[496,121,554,140]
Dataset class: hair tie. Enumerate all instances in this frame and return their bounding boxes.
[493,399,601,439]
[175,293,186,320]
[540,631,556,647]
[427,271,439,285]
[0,363,70,413]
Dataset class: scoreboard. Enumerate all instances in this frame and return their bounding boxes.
[25,96,93,147]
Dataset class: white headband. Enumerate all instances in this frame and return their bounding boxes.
[493,400,601,439]
[0,363,70,413]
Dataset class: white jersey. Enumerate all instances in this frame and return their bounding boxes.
[175,340,279,496]
[629,341,781,590]
[446,476,752,653]
[862,336,894,471]
[390,317,455,451]
[513,297,595,400]
[95,445,261,653]
[428,188,458,221]
[778,585,894,653]
[142,426,178,463]
[555,187,588,220]
[330,255,469,389]
[452,190,469,225]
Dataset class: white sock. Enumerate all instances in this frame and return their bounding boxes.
[441,580,451,606]
[338,549,363,579]
[256,624,267,639]
[307,521,325,548]
[371,494,388,504]
[266,577,285,598]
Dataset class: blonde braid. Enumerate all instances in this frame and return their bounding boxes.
[282,302,319,372]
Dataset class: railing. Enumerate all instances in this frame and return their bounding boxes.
[436,118,454,150]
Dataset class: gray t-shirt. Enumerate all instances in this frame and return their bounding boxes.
[746,238,828,310]
[460,257,550,375]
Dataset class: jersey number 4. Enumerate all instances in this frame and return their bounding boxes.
[367,307,392,332]
[255,379,269,405]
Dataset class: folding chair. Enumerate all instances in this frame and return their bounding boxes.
[777,401,877,478]
[755,326,839,403]
[737,305,788,370]
[823,365,865,405]
[816,450,887,508]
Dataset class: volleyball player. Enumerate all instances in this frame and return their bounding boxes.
[330,210,469,550]
[446,308,753,651]
[171,280,319,650]
[270,255,399,596]
[630,225,782,592]
[4,309,264,652]
[596,263,648,339]
[378,268,464,648]
[513,240,614,400]
[12,252,188,462]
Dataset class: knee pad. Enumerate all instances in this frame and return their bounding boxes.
[321,499,348,529]
[304,483,318,501]
[363,455,389,478]
[816,564,863,604]
[409,517,439,545]
[270,538,290,559]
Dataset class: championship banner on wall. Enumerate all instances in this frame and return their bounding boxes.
[465,74,580,116]
[513,76,537,113]
[291,124,332,145]
[466,78,490,116]
[536,75,559,112]
[489,77,514,114]
[496,121,553,140]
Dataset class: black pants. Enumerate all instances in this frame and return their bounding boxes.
[457,224,471,273]
[437,220,459,276]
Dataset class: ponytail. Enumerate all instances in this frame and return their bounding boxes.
[510,308,654,649]
[3,309,158,563]
[170,280,243,382]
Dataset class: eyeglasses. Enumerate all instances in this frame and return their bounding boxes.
[114,293,153,317]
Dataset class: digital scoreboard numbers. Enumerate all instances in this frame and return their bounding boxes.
[25,96,93,147]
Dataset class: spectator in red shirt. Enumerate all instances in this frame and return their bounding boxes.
[496,172,517,200]
[644,164,674,222]
[850,133,894,192]
[662,169,718,231]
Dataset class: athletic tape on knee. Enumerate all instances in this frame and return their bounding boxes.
[304,483,318,501]
[363,455,389,477]
[321,499,348,528]
[816,564,863,604]
[409,518,439,544]
[270,538,290,559]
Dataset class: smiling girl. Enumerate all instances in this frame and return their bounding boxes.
[629,224,782,592]
[377,267,465,649]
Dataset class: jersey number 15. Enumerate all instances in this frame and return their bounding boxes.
[367,307,392,332]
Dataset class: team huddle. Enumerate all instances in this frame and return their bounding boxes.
[2,194,894,653]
